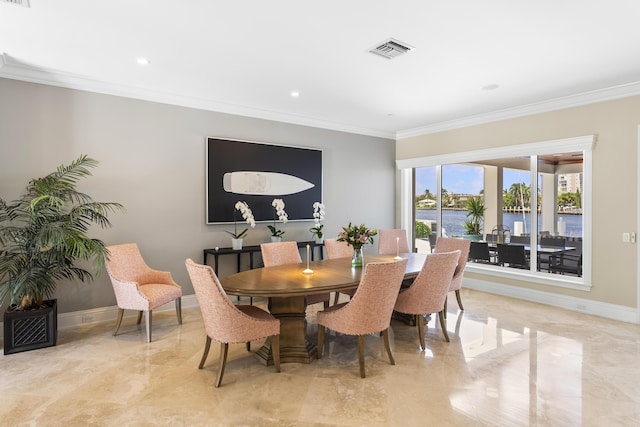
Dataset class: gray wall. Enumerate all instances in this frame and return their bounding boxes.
[0,78,395,313]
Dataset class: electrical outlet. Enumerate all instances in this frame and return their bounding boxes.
[623,232,630,242]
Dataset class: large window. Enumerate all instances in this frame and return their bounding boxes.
[399,135,593,290]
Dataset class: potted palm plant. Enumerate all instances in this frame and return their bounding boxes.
[463,195,485,241]
[0,155,123,354]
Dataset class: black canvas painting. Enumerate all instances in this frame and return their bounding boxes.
[206,137,323,224]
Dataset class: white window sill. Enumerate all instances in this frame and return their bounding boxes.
[465,263,590,292]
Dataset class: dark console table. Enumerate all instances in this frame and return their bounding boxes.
[203,240,325,276]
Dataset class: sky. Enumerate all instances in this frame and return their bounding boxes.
[415,165,532,196]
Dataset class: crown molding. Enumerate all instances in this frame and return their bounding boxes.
[3,54,639,142]
[0,54,394,140]
[396,81,640,139]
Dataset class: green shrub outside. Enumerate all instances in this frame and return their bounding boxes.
[415,221,432,238]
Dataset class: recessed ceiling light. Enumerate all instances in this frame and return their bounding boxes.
[481,83,499,91]
[291,91,300,98]
[136,57,150,65]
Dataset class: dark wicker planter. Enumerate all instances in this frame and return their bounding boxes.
[3,299,57,355]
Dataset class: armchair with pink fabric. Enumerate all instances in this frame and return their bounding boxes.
[378,228,411,255]
[105,243,182,343]
[393,250,460,347]
[316,258,408,378]
[434,237,470,313]
[185,259,280,387]
[260,241,330,309]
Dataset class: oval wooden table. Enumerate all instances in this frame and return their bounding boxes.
[219,252,427,364]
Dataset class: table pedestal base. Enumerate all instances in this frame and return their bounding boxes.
[255,295,317,365]
[392,311,417,326]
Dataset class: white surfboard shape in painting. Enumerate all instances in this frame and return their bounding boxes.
[223,171,314,195]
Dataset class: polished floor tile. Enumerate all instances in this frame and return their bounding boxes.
[2,289,640,426]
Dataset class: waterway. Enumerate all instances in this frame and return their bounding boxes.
[416,209,582,238]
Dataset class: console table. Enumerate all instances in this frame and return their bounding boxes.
[203,240,325,276]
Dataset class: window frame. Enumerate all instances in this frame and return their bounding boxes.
[397,135,595,291]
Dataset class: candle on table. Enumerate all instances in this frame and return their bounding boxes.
[303,244,314,274]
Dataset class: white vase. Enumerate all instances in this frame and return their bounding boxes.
[315,236,324,244]
[231,238,243,250]
[271,236,282,243]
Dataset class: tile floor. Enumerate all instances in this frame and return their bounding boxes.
[2,289,640,426]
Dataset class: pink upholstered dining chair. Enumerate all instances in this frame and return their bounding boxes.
[324,237,358,305]
[185,258,281,388]
[261,241,330,309]
[260,241,302,266]
[323,237,353,259]
[393,250,461,347]
[378,229,411,255]
[317,258,408,378]
[105,243,182,343]
[434,237,471,313]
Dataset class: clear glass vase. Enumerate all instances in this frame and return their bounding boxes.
[352,247,364,267]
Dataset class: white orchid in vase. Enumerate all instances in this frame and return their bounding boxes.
[268,198,288,238]
[309,202,325,240]
[226,201,255,239]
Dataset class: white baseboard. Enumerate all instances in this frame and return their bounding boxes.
[55,294,200,330]
[464,277,638,324]
[3,285,637,331]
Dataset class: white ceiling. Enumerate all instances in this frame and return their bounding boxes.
[2,0,640,139]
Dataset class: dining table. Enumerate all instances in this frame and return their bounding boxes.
[219,252,428,365]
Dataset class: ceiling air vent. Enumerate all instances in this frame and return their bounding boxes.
[369,38,414,59]
[1,0,30,6]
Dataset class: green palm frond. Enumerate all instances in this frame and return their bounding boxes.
[0,155,124,310]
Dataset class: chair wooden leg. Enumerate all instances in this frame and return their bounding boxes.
[317,325,325,359]
[455,289,464,311]
[357,335,366,378]
[214,342,229,388]
[332,292,340,306]
[145,310,152,343]
[175,297,183,324]
[444,296,448,319]
[272,335,281,373]
[136,311,143,325]
[381,328,395,366]
[113,308,124,336]
[323,300,330,309]
[246,342,251,352]
[438,310,450,342]
[198,336,212,369]
[416,314,425,350]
